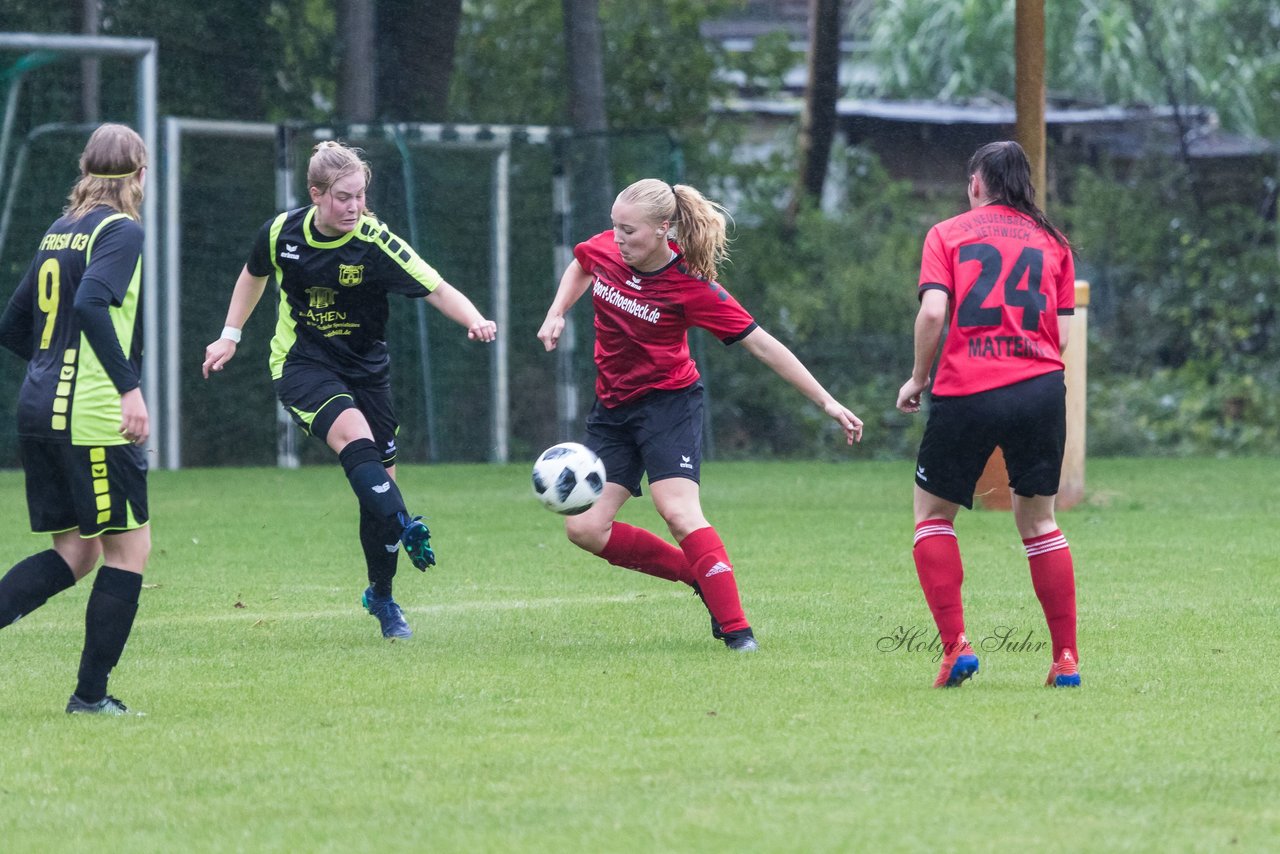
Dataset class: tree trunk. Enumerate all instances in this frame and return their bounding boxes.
[379,0,463,121]
[788,0,845,229]
[339,0,378,122]
[561,0,614,238]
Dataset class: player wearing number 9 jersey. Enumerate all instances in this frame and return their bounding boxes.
[0,123,152,715]
[896,141,1081,690]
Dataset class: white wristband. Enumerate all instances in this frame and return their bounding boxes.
[221,326,242,344]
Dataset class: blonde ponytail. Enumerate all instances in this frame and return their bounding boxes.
[615,178,731,280]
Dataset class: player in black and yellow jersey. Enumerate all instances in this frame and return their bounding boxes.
[0,123,152,715]
[202,141,497,640]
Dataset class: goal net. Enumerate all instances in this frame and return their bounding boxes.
[0,33,157,469]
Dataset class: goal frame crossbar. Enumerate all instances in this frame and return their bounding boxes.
[163,119,571,469]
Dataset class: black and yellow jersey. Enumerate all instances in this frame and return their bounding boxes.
[246,207,444,383]
[0,206,143,445]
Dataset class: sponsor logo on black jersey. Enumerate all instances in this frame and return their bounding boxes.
[306,287,337,309]
[339,264,364,286]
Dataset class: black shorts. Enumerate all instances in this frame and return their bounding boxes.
[274,359,399,463]
[584,383,704,497]
[19,437,149,537]
[915,371,1066,509]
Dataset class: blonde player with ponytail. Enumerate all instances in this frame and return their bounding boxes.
[202,141,496,640]
[538,179,862,651]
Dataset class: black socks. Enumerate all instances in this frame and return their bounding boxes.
[338,438,409,525]
[360,504,400,598]
[0,549,77,627]
[74,566,142,704]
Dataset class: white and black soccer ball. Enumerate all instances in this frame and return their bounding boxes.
[532,442,606,515]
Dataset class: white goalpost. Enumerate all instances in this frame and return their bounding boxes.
[163,120,567,469]
[0,32,159,456]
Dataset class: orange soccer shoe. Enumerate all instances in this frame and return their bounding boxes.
[1045,649,1081,687]
[933,634,979,688]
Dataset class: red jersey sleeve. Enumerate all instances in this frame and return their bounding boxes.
[918,223,954,296]
[1057,249,1077,313]
[684,278,756,343]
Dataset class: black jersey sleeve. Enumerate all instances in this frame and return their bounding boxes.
[0,259,36,360]
[74,217,142,393]
[81,218,143,304]
[246,219,275,277]
[74,279,139,393]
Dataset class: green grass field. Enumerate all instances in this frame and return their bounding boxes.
[0,457,1276,852]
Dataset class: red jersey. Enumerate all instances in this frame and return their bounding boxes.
[574,231,757,407]
[918,204,1075,396]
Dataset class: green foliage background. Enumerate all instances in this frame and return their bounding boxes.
[1,0,1278,460]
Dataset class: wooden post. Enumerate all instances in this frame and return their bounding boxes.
[976,281,1089,510]
[978,0,1049,511]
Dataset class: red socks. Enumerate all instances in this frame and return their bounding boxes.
[597,523,749,635]
[913,519,966,646]
[680,526,749,634]
[1024,529,1078,663]
[598,522,692,584]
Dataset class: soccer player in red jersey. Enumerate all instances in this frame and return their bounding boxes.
[896,141,1081,688]
[537,178,863,651]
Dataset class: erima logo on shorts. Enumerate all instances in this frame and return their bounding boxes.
[373,482,391,494]
[916,465,928,482]
[705,562,732,578]
[680,455,693,470]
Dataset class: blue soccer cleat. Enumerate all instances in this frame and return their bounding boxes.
[362,586,413,639]
[1046,649,1081,687]
[397,514,435,570]
[934,635,979,688]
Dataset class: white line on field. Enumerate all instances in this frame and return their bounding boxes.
[136,592,670,626]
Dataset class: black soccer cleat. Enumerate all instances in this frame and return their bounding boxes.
[66,694,136,715]
[722,627,759,653]
[690,582,726,640]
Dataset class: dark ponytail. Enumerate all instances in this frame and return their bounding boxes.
[968,141,1068,247]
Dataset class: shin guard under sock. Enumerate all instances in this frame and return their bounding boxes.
[0,550,76,627]
[361,504,400,598]
[75,566,142,704]
[913,519,966,646]
[339,439,409,526]
[598,522,692,584]
[1025,529,1078,662]
[679,526,748,634]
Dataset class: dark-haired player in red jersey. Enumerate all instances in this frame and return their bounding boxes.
[537,178,862,652]
[897,140,1081,688]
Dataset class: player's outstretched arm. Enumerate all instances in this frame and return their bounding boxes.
[537,261,593,352]
[424,281,497,342]
[739,326,863,445]
[202,266,268,378]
